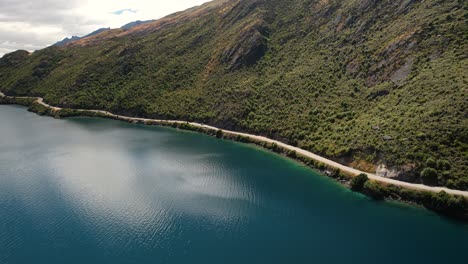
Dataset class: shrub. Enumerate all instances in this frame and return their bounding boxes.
[330,168,341,178]
[351,173,369,191]
[426,158,437,168]
[363,181,386,200]
[421,168,438,185]
[436,159,451,171]
[216,129,223,138]
[271,143,280,152]
[424,191,467,216]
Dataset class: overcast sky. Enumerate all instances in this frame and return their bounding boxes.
[0,0,211,57]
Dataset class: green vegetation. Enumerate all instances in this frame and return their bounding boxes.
[421,167,438,185]
[0,96,35,107]
[351,173,369,191]
[363,180,388,200]
[216,129,223,138]
[28,102,52,116]
[0,0,466,189]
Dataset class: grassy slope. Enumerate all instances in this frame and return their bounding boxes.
[0,0,467,189]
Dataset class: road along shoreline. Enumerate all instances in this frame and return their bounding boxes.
[1,91,467,199]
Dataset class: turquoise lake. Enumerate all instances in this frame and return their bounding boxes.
[0,105,467,263]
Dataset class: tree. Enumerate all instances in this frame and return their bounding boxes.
[351,173,368,191]
[436,159,451,171]
[421,168,438,185]
[216,129,223,138]
[426,158,437,168]
[363,181,386,200]
[331,168,341,178]
[425,191,467,216]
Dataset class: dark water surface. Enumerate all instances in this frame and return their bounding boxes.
[0,105,467,264]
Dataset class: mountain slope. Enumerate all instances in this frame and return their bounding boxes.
[0,0,467,189]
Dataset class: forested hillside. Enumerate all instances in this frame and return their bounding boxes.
[0,0,467,189]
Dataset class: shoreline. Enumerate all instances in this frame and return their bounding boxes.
[2,91,466,197]
[1,91,467,219]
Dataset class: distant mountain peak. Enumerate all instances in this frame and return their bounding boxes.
[121,20,155,30]
[53,19,155,47]
[53,27,110,47]
[53,36,81,47]
[83,28,110,38]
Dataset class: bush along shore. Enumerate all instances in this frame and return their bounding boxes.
[1,95,467,220]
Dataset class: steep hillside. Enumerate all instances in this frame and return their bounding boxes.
[0,0,467,189]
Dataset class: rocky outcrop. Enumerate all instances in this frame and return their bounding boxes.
[221,21,268,70]
[390,57,414,85]
[376,164,417,182]
[365,30,419,87]
[218,0,269,70]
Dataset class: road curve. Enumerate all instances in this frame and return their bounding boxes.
[1,91,467,197]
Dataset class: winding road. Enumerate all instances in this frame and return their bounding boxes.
[2,91,467,197]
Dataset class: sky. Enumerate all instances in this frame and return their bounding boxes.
[0,0,212,56]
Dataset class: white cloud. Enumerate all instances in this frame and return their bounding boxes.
[0,0,212,56]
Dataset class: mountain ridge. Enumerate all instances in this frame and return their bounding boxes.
[54,27,111,47]
[121,20,155,30]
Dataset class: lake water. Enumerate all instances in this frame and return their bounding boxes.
[0,105,467,264]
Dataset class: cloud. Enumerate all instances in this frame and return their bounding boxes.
[112,9,138,15]
[0,0,212,57]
